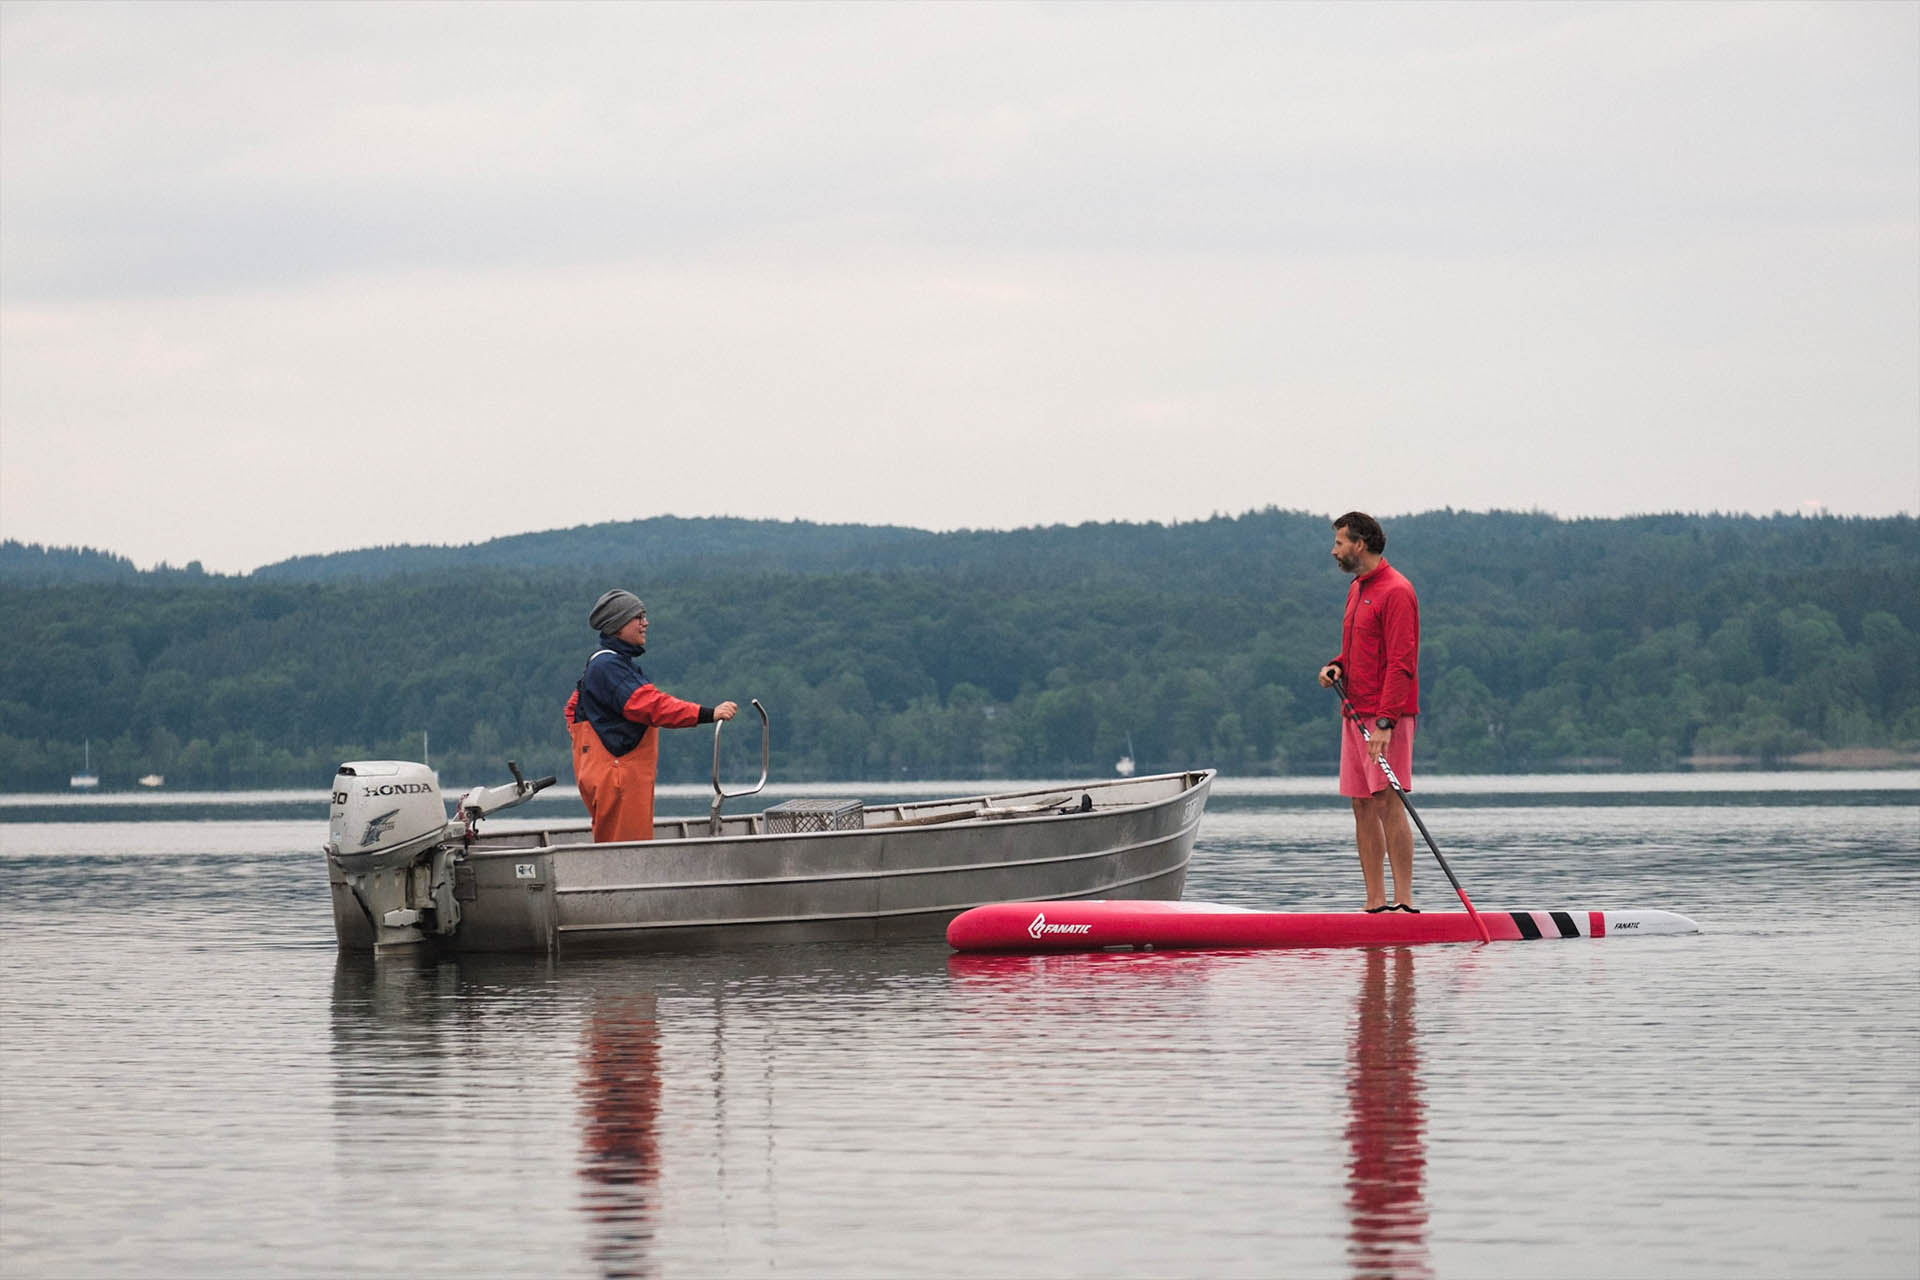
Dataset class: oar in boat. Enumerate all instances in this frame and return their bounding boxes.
[1331,676,1490,944]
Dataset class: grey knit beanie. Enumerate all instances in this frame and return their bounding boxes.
[589,589,646,633]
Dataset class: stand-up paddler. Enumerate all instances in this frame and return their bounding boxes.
[564,589,738,842]
[1317,513,1422,913]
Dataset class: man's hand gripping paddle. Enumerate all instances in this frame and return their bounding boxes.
[1331,675,1490,943]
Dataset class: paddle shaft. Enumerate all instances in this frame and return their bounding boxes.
[1330,676,1490,942]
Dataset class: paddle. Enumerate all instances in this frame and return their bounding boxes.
[1330,675,1490,943]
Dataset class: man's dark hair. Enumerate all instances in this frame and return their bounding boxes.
[1333,511,1386,555]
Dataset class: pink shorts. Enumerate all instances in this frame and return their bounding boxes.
[1339,714,1415,798]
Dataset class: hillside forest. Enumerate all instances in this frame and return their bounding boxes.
[2,509,1916,791]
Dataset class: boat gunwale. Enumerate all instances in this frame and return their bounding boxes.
[460,768,1216,858]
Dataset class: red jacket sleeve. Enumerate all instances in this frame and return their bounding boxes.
[624,683,706,728]
[1376,589,1419,719]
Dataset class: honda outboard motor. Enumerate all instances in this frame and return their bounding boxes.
[329,761,448,868]
[326,759,553,949]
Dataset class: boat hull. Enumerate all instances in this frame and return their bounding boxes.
[945,899,1702,952]
[329,771,1213,954]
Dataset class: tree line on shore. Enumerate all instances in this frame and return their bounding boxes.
[2,509,1915,791]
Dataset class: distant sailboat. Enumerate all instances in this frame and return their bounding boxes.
[138,774,165,788]
[1115,732,1136,778]
[70,738,99,790]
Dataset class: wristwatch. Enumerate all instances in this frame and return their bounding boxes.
[1374,717,1395,730]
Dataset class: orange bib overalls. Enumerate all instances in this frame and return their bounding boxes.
[570,716,661,843]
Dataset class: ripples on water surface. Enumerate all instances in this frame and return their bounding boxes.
[1,777,1916,1278]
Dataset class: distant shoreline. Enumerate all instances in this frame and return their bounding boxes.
[6,763,1920,804]
[1684,749,1920,769]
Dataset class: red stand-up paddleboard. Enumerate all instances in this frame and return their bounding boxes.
[945,899,1701,952]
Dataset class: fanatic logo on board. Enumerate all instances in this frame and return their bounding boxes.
[1027,911,1092,939]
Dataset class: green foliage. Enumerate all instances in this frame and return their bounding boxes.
[2,510,1916,789]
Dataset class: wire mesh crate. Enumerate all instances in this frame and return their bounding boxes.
[763,798,866,834]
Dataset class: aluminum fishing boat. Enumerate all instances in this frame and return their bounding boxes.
[325,704,1213,954]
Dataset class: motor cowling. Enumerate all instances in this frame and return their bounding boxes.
[327,761,451,865]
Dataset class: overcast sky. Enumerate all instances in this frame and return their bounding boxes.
[2,1,1915,574]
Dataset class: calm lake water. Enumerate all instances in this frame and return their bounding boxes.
[2,773,1916,1279]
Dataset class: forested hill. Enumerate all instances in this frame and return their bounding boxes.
[7,507,1906,599]
[2,509,1916,790]
[0,542,199,585]
[246,517,946,583]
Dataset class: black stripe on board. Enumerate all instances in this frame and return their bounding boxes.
[1511,911,1543,939]
[1550,911,1581,937]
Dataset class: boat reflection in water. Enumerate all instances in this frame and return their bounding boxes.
[1345,947,1431,1280]
[327,942,1430,1279]
[578,996,662,1280]
[328,952,465,1162]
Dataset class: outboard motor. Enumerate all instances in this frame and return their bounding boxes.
[328,761,448,869]
[326,759,553,950]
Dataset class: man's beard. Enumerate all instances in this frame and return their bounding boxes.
[1336,551,1362,573]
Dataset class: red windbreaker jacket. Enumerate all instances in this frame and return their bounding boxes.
[1331,560,1420,719]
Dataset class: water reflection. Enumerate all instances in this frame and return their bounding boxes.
[328,951,460,1166]
[1346,947,1430,1280]
[943,946,1225,1002]
[578,995,662,1280]
[948,944,1435,1280]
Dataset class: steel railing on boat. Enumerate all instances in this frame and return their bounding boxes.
[710,698,769,834]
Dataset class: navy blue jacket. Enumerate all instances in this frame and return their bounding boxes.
[567,634,710,757]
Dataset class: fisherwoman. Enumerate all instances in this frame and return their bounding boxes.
[564,589,737,842]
